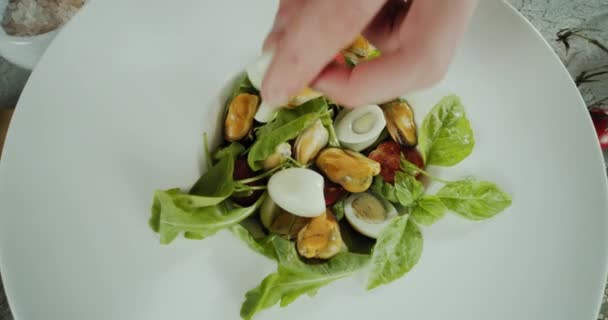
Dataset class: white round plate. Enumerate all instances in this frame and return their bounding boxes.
[1,0,607,319]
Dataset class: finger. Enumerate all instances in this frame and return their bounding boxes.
[263,0,305,51]
[362,0,411,52]
[313,0,478,107]
[261,0,386,106]
[312,49,438,107]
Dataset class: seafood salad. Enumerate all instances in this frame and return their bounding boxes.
[149,36,512,319]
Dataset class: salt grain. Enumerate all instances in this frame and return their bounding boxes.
[2,0,84,37]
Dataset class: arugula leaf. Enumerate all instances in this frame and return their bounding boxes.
[418,95,474,166]
[320,110,340,147]
[370,172,424,207]
[230,224,277,260]
[240,237,370,319]
[214,142,245,161]
[255,98,328,137]
[189,154,235,205]
[151,190,266,244]
[411,195,447,226]
[437,178,512,220]
[367,215,423,290]
[248,113,321,171]
[228,73,257,103]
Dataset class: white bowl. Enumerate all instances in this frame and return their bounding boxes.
[0,0,61,69]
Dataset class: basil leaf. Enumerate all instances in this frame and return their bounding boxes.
[367,215,423,290]
[370,173,424,207]
[230,224,277,260]
[151,190,266,244]
[189,154,235,205]
[240,237,370,319]
[418,95,474,166]
[411,195,447,226]
[248,113,321,171]
[213,142,245,161]
[437,178,512,220]
[371,176,399,203]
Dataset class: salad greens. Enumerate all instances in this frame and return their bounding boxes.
[367,215,422,290]
[370,172,424,207]
[151,189,265,245]
[241,237,370,320]
[437,178,513,220]
[148,38,512,319]
[418,95,475,166]
[248,112,321,171]
[411,195,448,226]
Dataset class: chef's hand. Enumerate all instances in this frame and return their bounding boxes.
[261,0,478,107]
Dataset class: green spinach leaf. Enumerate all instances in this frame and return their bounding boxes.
[367,215,423,290]
[240,237,369,319]
[437,178,512,220]
[151,190,265,244]
[411,195,447,226]
[418,95,474,166]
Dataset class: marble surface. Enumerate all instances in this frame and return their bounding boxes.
[0,1,607,319]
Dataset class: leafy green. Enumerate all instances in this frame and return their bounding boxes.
[411,195,447,226]
[371,176,399,203]
[214,142,245,161]
[394,172,424,206]
[189,154,235,205]
[320,109,340,147]
[332,200,346,221]
[151,190,266,244]
[437,178,512,220]
[240,237,370,319]
[418,95,474,166]
[228,73,257,103]
[370,172,424,207]
[367,215,423,290]
[255,98,328,137]
[231,224,277,260]
[248,113,321,171]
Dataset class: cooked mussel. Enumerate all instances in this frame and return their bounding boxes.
[297,210,343,259]
[260,196,309,239]
[293,119,329,165]
[381,99,417,146]
[224,93,259,142]
[315,148,381,193]
[263,142,292,170]
[342,35,378,64]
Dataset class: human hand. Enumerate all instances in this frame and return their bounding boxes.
[261,0,478,107]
